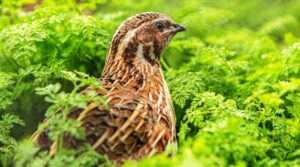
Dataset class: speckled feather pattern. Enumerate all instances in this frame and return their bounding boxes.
[33,12,184,165]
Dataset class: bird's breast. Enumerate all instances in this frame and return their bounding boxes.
[101,60,176,139]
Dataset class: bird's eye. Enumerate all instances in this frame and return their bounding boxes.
[155,22,164,32]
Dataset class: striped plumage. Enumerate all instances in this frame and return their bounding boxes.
[33,12,185,165]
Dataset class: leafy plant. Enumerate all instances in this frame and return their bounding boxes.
[0,0,300,166]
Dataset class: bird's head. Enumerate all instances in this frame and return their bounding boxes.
[108,12,185,65]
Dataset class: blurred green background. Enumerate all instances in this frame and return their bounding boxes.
[1,0,300,166]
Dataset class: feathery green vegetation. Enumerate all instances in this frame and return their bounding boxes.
[1,0,300,166]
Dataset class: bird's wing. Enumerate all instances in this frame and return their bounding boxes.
[31,86,155,163]
[31,86,107,151]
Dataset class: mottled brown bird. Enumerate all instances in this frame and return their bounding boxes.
[32,12,185,165]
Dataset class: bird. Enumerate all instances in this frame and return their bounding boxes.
[32,12,186,165]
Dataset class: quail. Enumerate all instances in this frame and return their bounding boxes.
[33,12,186,165]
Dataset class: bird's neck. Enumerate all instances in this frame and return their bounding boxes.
[101,29,164,84]
[100,44,163,91]
[102,27,164,77]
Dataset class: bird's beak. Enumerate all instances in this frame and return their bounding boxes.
[173,24,186,33]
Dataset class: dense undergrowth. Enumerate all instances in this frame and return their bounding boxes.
[1,0,300,166]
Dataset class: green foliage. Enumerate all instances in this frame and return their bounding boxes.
[15,140,113,167]
[0,72,25,167]
[0,114,24,167]
[15,71,110,167]
[1,0,300,166]
[0,72,14,110]
[0,2,109,143]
